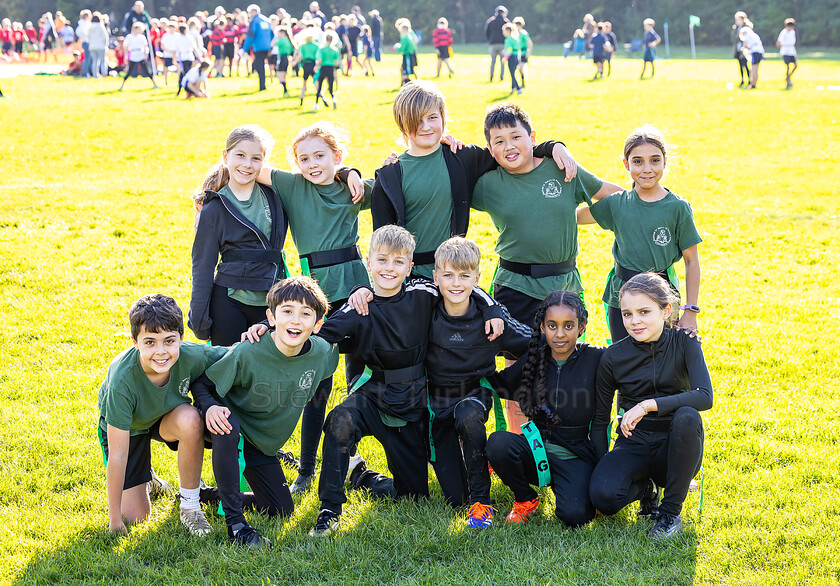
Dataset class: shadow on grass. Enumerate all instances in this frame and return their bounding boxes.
[15,491,699,584]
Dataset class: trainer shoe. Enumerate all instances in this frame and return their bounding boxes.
[346,454,365,483]
[309,509,340,537]
[276,449,300,470]
[505,498,540,524]
[179,507,213,537]
[228,522,271,549]
[648,513,682,539]
[331,97,337,109]
[637,478,661,520]
[290,473,315,495]
[466,502,495,529]
[148,468,174,499]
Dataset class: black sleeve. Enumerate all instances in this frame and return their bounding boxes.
[532,141,561,159]
[336,166,361,184]
[486,356,526,401]
[592,352,617,458]
[316,305,358,344]
[472,285,503,320]
[191,373,221,418]
[371,173,397,230]
[498,305,533,359]
[188,207,220,340]
[656,337,714,416]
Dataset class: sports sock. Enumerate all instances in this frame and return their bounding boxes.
[180,486,200,510]
[281,81,287,91]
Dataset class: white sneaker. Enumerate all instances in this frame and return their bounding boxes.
[179,507,213,537]
[148,469,174,499]
[346,454,365,482]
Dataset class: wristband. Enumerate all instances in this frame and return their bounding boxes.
[680,304,701,313]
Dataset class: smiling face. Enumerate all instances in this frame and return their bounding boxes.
[487,121,537,174]
[624,142,666,196]
[133,326,183,385]
[295,135,340,185]
[541,304,584,361]
[620,291,670,343]
[406,108,444,156]
[368,246,413,296]
[223,139,264,190]
[433,263,479,312]
[267,300,321,356]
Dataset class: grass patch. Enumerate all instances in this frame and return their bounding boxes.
[1,51,839,585]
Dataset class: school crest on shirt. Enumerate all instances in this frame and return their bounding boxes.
[652,227,672,247]
[299,370,316,391]
[542,179,563,198]
[178,378,191,397]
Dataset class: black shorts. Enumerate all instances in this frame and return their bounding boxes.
[223,43,235,60]
[349,42,359,57]
[98,417,179,490]
[435,46,448,59]
[401,53,417,75]
[278,54,289,72]
[43,39,53,50]
[127,60,151,78]
[211,45,222,59]
[302,60,316,80]
[492,285,542,329]
[14,41,23,53]
[520,55,528,63]
[783,55,796,65]
[267,53,277,65]
[593,55,603,64]
[751,52,763,65]
[163,56,173,67]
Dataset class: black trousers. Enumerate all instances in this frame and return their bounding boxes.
[508,55,521,91]
[315,65,335,100]
[318,391,427,514]
[589,406,704,517]
[298,299,364,477]
[211,411,293,528]
[176,59,193,95]
[430,397,492,506]
[607,304,627,345]
[487,431,595,527]
[253,50,268,90]
[208,284,268,347]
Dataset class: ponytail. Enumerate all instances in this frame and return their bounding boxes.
[193,163,230,212]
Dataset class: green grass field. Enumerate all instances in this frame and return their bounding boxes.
[1,48,839,585]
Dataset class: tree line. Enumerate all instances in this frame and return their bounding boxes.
[3,0,833,46]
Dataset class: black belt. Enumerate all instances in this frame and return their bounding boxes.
[542,424,590,443]
[500,258,576,279]
[624,416,672,433]
[615,263,669,284]
[301,245,361,270]
[368,363,426,384]
[222,248,285,264]
[412,250,436,266]
[427,377,483,398]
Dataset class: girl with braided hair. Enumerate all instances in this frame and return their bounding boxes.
[485,290,605,527]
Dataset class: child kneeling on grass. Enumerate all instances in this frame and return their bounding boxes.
[98,294,226,535]
[182,60,211,98]
[191,277,338,548]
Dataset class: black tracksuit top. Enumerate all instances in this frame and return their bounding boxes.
[371,142,560,245]
[592,327,714,457]
[490,342,606,464]
[317,280,503,421]
[426,302,531,410]
[189,185,289,340]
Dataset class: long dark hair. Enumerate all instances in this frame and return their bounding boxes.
[517,291,588,425]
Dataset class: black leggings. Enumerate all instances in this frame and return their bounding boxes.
[487,431,595,527]
[297,298,364,477]
[210,411,294,528]
[508,55,521,91]
[176,60,193,95]
[431,397,492,507]
[315,65,335,101]
[208,283,268,346]
[589,406,704,517]
[738,55,751,82]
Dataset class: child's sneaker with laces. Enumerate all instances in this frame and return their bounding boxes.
[505,498,540,524]
[179,507,213,537]
[309,509,340,537]
[466,502,495,529]
[228,522,271,549]
[148,468,174,499]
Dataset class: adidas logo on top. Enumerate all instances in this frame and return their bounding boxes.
[449,332,464,342]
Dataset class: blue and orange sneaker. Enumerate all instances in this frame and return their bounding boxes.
[466,502,495,529]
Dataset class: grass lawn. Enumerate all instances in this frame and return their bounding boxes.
[0,48,838,585]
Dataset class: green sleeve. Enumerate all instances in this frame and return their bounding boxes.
[360,178,374,211]
[588,193,615,231]
[104,384,134,431]
[315,47,323,61]
[573,164,605,206]
[676,201,703,251]
[270,168,298,208]
[322,344,340,381]
[190,343,229,379]
[205,348,241,399]
[471,176,487,212]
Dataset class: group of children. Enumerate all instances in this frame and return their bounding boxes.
[99,78,712,546]
[733,12,799,90]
